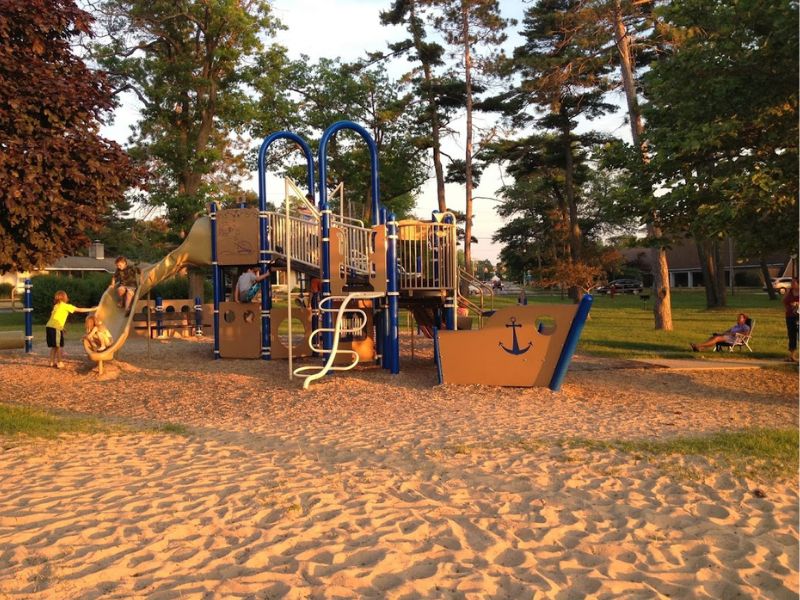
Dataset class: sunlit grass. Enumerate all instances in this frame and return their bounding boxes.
[565,428,799,480]
[476,289,789,360]
[0,403,112,438]
[0,403,191,439]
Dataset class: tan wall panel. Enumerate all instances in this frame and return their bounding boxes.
[219,301,261,358]
[329,227,346,296]
[370,225,387,294]
[216,208,259,266]
[0,331,24,350]
[270,307,313,359]
[437,304,578,387]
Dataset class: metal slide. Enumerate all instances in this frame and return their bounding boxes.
[83,217,212,364]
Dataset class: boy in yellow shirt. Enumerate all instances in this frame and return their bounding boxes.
[46,290,96,368]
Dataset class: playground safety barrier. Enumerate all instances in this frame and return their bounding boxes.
[397,221,457,291]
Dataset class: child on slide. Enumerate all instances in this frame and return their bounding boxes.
[109,256,139,314]
[84,315,113,352]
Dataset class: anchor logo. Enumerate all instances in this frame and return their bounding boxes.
[499,317,532,355]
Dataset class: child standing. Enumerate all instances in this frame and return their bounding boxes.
[46,290,96,368]
[110,256,139,314]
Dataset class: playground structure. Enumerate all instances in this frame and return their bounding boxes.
[0,279,33,352]
[83,121,590,389]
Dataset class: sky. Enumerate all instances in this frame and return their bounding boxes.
[102,0,630,266]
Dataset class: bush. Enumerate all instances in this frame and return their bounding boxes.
[30,274,109,323]
[735,270,763,287]
[149,276,212,302]
[0,283,12,299]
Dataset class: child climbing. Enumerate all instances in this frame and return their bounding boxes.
[84,315,113,352]
[110,256,139,314]
[46,290,96,368]
[234,266,270,303]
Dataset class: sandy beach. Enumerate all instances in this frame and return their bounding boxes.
[0,336,797,599]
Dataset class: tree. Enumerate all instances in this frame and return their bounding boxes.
[642,0,798,308]
[433,0,510,275]
[491,135,616,294]
[380,0,463,213]
[491,0,615,297]
[91,0,294,236]
[0,0,134,273]
[606,0,673,329]
[287,59,429,220]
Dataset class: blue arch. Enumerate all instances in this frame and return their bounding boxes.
[257,131,315,211]
[256,131,315,360]
[318,121,380,224]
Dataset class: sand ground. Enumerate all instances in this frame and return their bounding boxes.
[0,336,797,599]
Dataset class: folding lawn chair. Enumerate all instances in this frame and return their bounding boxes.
[715,318,754,352]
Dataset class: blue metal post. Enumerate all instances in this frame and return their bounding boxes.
[443,213,456,331]
[431,211,440,289]
[210,202,221,359]
[194,296,203,336]
[155,296,164,338]
[23,279,32,352]
[319,121,390,367]
[258,131,315,361]
[386,212,400,373]
[549,294,594,392]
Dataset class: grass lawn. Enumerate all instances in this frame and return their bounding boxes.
[1,288,792,360]
[565,428,799,480]
[0,402,190,439]
[485,288,791,360]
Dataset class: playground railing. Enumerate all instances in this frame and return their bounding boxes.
[268,212,320,269]
[458,268,495,314]
[397,221,457,291]
[335,221,374,276]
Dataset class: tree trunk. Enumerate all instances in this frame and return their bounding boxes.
[559,110,581,264]
[613,0,673,330]
[760,256,777,300]
[648,224,673,330]
[697,239,726,308]
[462,2,474,275]
[409,0,447,213]
[188,269,205,302]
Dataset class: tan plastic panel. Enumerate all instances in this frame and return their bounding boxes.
[219,302,261,359]
[437,304,578,387]
[216,208,259,266]
[130,299,196,337]
[270,307,313,359]
[329,227,347,296]
[370,225,387,294]
[334,299,376,363]
[0,331,24,350]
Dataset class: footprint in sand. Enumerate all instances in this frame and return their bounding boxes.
[696,503,730,520]
[495,548,526,567]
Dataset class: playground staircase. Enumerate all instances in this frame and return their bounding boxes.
[293,291,385,389]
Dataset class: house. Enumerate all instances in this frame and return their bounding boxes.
[0,242,149,295]
[620,239,793,289]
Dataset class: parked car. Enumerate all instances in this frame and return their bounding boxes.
[763,277,794,295]
[595,279,644,295]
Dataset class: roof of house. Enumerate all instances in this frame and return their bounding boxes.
[621,239,788,271]
[45,256,152,272]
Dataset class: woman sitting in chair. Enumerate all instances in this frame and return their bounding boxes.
[690,313,750,352]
